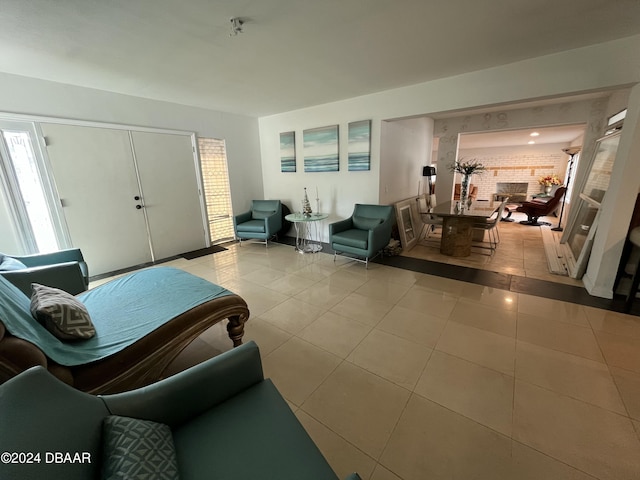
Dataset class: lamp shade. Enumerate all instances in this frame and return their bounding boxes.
[423,166,436,176]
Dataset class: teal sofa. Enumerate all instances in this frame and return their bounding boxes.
[329,204,395,268]
[0,341,360,480]
[234,199,283,246]
[0,248,89,296]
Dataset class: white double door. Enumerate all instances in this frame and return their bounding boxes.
[42,124,207,275]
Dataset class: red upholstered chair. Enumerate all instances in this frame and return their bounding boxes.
[516,187,567,226]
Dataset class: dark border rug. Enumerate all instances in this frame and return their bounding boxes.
[181,245,228,260]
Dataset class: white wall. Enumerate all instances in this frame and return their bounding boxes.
[0,72,263,218]
[380,117,433,205]
[0,190,22,254]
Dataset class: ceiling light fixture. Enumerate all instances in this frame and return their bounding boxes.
[229,17,244,36]
[530,132,540,137]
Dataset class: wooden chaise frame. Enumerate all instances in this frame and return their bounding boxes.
[0,294,249,394]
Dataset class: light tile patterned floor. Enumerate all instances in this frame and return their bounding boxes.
[92,239,640,480]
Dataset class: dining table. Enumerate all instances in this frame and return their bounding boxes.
[431,200,494,257]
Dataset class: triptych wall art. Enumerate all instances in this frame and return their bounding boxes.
[304,125,339,172]
[279,120,371,173]
[279,131,296,172]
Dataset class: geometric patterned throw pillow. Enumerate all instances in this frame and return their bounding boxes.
[29,283,96,340]
[102,416,180,480]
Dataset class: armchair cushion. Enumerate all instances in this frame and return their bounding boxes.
[102,415,180,480]
[330,229,369,250]
[236,219,267,233]
[30,283,96,341]
[352,215,383,230]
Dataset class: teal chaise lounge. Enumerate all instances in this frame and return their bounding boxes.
[0,341,361,480]
[329,204,395,268]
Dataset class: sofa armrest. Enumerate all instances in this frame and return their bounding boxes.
[100,341,264,428]
[265,210,282,235]
[329,218,353,236]
[1,262,88,296]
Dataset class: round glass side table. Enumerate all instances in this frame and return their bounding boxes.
[284,213,329,253]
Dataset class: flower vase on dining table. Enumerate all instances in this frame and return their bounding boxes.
[460,174,471,208]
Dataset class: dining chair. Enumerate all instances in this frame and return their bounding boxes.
[416,194,443,241]
[473,200,508,253]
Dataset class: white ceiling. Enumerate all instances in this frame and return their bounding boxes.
[1,0,640,117]
[459,124,587,149]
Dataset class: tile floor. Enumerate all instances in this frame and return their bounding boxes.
[93,238,640,480]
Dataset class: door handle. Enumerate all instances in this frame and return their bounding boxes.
[134,196,141,201]
[136,205,143,210]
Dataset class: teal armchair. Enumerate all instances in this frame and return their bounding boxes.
[329,204,395,268]
[0,248,89,296]
[234,200,282,247]
[0,341,361,480]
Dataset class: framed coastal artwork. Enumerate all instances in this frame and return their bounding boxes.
[303,125,339,172]
[348,120,371,171]
[280,131,296,172]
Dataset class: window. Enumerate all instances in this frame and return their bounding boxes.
[198,138,234,243]
[0,122,62,252]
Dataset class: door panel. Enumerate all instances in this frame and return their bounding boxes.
[41,123,152,275]
[131,131,206,259]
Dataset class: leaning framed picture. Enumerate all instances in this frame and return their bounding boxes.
[280,131,296,172]
[303,125,339,172]
[394,197,418,251]
[348,120,371,171]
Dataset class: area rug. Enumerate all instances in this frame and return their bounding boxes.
[181,245,227,260]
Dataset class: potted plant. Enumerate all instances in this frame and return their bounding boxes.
[450,159,486,207]
[538,174,562,194]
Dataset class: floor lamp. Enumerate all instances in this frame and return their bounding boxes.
[552,146,581,232]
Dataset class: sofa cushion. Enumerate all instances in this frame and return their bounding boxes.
[352,215,383,231]
[30,283,96,341]
[331,229,369,250]
[102,415,179,480]
[236,219,267,233]
[0,254,27,271]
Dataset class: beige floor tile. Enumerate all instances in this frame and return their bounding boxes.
[595,330,640,373]
[325,269,370,292]
[355,279,412,304]
[348,329,432,389]
[262,337,341,406]
[376,305,446,348]
[240,266,287,284]
[260,297,324,334]
[585,307,640,339]
[510,441,600,480]
[365,265,424,286]
[517,313,604,362]
[300,311,372,358]
[302,362,410,459]
[516,341,626,414]
[518,294,590,327]
[450,299,517,337]
[222,278,289,317]
[370,464,403,480]
[330,292,394,326]
[435,322,516,375]
[295,410,376,480]
[242,318,292,357]
[611,367,640,421]
[459,284,518,311]
[415,351,514,436]
[397,285,458,319]
[380,394,512,480]
[513,380,640,480]
[294,279,351,309]
[264,273,319,296]
[413,274,466,296]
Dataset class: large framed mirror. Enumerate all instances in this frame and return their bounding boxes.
[565,131,621,278]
